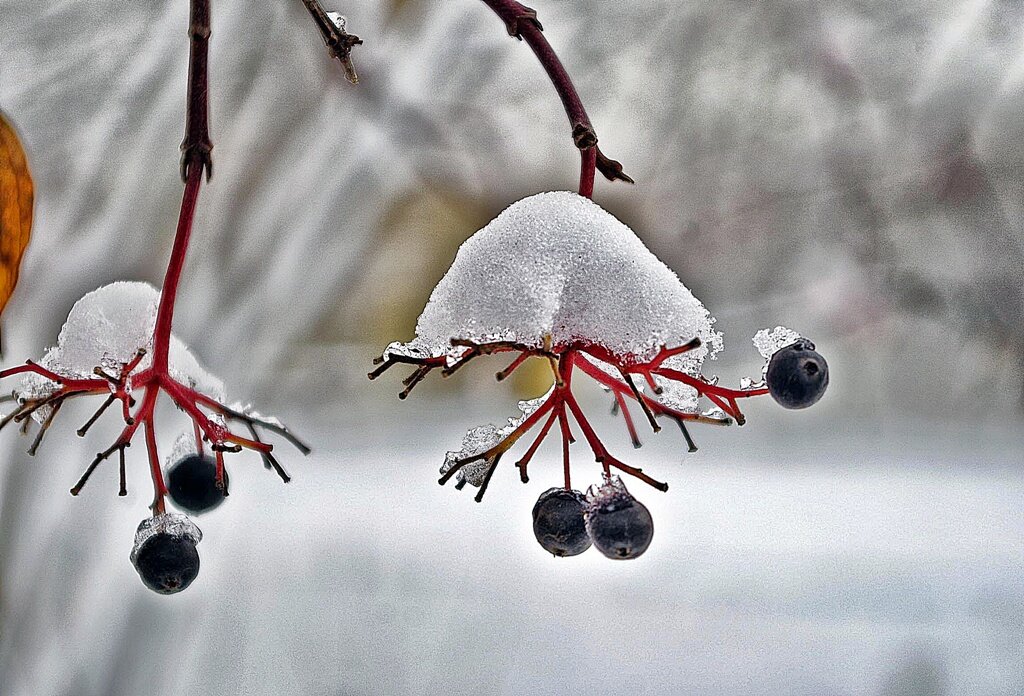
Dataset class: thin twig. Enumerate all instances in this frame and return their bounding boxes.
[77,394,116,437]
[478,0,632,194]
[27,398,64,456]
[300,0,362,83]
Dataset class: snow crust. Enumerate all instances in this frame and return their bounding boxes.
[167,432,200,466]
[585,475,634,513]
[17,282,225,406]
[440,390,551,486]
[753,326,801,360]
[387,192,723,370]
[129,513,202,565]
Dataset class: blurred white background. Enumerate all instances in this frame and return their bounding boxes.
[0,1,1022,694]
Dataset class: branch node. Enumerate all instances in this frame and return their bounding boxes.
[596,147,634,184]
[502,3,543,38]
[572,123,598,150]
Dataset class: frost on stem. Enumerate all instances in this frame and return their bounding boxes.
[371,192,806,519]
[0,282,309,514]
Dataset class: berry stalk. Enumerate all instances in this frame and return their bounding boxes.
[154,0,212,374]
[151,166,203,375]
[478,0,632,196]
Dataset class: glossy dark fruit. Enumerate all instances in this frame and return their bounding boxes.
[133,532,200,594]
[766,339,829,409]
[167,454,227,513]
[586,488,654,560]
[532,487,592,557]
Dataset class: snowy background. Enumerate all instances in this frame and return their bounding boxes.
[1,0,1023,694]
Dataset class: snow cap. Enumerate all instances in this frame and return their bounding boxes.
[387,192,723,374]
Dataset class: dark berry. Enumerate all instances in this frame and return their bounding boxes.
[130,514,202,594]
[167,453,227,513]
[532,487,592,557]
[585,477,654,560]
[766,339,829,409]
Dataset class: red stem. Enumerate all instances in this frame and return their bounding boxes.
[141,389,167,514]
[579,147,596,198]
[152,167,203,374]
[557,407,572,489]
[154,0,211,375]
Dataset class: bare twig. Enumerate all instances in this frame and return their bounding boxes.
[300,0,362,83]
[181,0,213,180]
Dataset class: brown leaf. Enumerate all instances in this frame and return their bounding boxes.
[0,110,33,317]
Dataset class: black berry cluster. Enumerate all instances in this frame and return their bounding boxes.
[532,477,654,560]
[129,450,231,593]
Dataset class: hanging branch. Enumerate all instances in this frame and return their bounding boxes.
[479,0,633,196]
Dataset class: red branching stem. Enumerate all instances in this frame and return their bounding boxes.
[141,391,166,514]
[496,351,530,381]
[557,406,572,489]
[613,390,641,448]
[378,337,768,497]
[651,366,769,424]
[0,362,107,393]
[562,384,666,490]
[0,0,308,512]
[515,407,558,482]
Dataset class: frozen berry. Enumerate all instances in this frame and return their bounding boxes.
[766,339,829,409]
[130,514,202,594]
[585,477,654,560]
[532,487,592,557]
[167,453,227,513]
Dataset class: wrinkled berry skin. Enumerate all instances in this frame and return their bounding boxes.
[167,454,227,513]
[586,492,654,560]
[133,532,200,594]
[766,339,829,409]
[532,488,592,557]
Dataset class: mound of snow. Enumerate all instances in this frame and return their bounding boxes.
[387,192,723,374]
[18,282,225,405]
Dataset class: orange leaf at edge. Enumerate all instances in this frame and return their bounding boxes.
[0,110,34,318]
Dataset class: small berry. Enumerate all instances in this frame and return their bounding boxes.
[167,453,227,513]
[585,477,654,560]
[130,514,202,594]
[766,339,829,409]
[532,487,591,557]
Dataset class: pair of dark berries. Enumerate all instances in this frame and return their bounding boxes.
[132,453,225,594]
[531,340,828,560]
[532,483,654,560]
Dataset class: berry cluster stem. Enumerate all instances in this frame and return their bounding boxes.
[478,0,631,196]
[152,166,203,376]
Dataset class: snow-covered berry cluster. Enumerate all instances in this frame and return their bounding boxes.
[0,282,308,593]
[372,192,829,559]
